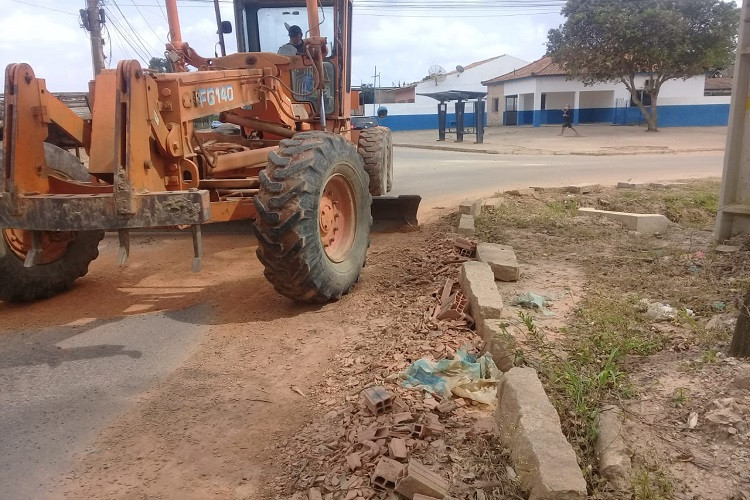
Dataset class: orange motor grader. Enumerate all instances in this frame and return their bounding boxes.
[0,0,418,303]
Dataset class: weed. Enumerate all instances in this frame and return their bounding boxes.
[701,349,719,364]
[528,296,668,492]
[671,387,690,408]
[632,461,674,500]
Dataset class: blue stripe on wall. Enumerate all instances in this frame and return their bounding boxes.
[379,112,484,131]
[381,104,729,131]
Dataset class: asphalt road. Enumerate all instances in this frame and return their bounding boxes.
[0,307,207,499]
[391,148,724,208]
[0,147,725,498]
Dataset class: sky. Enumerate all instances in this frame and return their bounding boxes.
[0,0,741,92]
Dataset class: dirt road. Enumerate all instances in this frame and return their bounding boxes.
[0,148,728,499]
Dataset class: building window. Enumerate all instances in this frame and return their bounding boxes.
[492,98,500,113]
[540,94,547,110]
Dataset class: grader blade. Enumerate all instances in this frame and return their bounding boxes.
[371,195,421,229]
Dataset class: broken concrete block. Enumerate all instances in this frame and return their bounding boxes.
[577,207,669,235]
[457,214,475,236]
[413,495,442,500]
[395,459,450,499]
[362,386,393,415]
[459,261,504,330]
[482,197,506,209]
[505,188,534,197]
[459,198,482,217]
[389,438,408,461]
[476,243,520,282]
[496,367,587,500]
[595,405,632,493]
[617,182,637,189]
[480,319,516,372]
[563,183,600,194]
[372,457,405,491]
[308,487,323,500]
[716,245,740,253]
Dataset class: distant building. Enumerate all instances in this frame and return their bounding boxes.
[375,54,529,131]
[482,56,731,127]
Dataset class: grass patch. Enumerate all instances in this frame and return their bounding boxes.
[632,460,675,500]
[518,296,668,494]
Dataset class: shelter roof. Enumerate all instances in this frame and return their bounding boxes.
[481,56,565,85]
[417,90,487,101]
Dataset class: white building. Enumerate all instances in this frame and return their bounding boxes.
[482,56,731,127]
[378,54,529,131]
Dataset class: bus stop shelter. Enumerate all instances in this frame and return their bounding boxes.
[418,90,487,143]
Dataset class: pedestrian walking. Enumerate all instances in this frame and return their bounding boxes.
[560,105,580,136]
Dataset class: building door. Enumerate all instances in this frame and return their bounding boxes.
[504,95,518,126]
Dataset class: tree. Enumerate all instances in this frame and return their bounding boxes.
[547,0,739,132]
[148,57,171,73]
[730,286,750,358]
[359,84,374,105]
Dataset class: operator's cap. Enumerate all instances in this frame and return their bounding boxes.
[288,25,303,37]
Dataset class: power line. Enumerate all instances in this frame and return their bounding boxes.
[10,0,78,15]
[109,0,161,57]
[104,7,152,64]
[130,0,164,43]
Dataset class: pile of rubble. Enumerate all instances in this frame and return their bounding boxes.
[270,235,522,499]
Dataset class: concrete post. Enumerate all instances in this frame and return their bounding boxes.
[716,0,750,240]
[532,87,542,128]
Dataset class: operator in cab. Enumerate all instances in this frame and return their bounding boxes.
[278,25,305,55]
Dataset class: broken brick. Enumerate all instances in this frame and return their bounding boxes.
[388,438,408,461]
[410,423,426,438]
[436,291,470,321]
[436,400,457,414]
[372,457,405,492]
[393,412,415,425]
[346,452,362,471]
[361,386,393,415]
[395,459,450,499]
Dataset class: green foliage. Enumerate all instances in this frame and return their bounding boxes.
[359,84,375,105]
[547,0,739,130]
[148,57,171,73]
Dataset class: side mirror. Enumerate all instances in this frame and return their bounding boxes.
[221,21,233,34]
[377,106,388,119]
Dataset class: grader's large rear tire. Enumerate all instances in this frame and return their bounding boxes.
[253,132,372,303]
[0,143,104,303]
[357,126,392,196]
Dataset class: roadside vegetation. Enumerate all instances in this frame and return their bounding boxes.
[474,179,748,499]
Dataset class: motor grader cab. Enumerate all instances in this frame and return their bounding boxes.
[0,0,419,304]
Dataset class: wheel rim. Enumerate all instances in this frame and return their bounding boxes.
[319,173,357,263]
[3,228,74,265]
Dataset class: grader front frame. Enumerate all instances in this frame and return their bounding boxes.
[0,0,418,304]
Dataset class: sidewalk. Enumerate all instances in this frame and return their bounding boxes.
[392,124,728,156]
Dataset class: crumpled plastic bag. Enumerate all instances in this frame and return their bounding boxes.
[511,292,555,316]
[401,348,500,404]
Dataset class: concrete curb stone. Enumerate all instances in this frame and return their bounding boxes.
[457,214,475,236]
[459,261,503,331]
[476,243,520,282]
[495,367,587,500]
[595,405,632,493]
[577,207,669,235]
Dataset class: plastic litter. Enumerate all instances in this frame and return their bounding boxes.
[401,348,500,405]
[511,292,554,316]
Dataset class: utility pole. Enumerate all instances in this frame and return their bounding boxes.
[372,66,380,117]
[81,0,106,77]
[213,0,227,57]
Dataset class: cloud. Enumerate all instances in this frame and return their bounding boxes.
[0,0,560,92]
